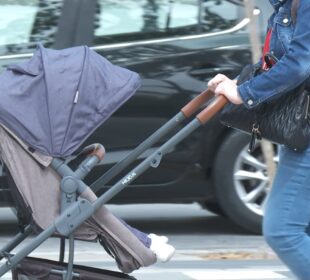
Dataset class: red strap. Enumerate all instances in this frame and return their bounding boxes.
[262,29,273,70]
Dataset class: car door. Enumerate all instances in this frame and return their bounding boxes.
[74,0,264,201]
[84,0,249,150]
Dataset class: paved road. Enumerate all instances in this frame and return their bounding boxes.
[0,204,295,279]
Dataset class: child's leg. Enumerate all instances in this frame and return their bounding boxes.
[117,217,175,262]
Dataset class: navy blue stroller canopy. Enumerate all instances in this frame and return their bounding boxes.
[0,44,140,157]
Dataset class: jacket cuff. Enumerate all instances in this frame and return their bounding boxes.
[237,82,259,109]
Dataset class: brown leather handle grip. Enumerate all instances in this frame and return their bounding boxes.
[196,95,229,124]
[89,144,105,161]
[181,89,214,118]
[86,144,105,161]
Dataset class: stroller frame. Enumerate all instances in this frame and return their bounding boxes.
[0,90,227,279]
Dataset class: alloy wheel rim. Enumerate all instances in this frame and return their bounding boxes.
[233,143,279,216]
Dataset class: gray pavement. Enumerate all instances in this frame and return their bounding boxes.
[0,204,295,279]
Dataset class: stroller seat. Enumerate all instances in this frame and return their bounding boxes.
[0,125,156,279]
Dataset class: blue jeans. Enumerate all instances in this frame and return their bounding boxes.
[263,144,310,280]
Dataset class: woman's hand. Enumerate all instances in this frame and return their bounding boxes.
[208,74,243,105]
[207,74,230,92]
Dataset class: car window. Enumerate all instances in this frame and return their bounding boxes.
[200,0,241,32]
[93,0,201,45]
[0,0,63,55]
[93,0,241,45]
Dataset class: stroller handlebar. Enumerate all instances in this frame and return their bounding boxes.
[181,88,214,118]
[196,95,229,124]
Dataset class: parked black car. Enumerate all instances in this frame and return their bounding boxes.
[0,0,273,233]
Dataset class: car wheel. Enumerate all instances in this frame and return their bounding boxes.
[212,131,278,234]
[199,201,226,216]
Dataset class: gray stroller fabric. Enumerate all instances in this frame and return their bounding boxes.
[0,126,156,273]
[0,44,140,157]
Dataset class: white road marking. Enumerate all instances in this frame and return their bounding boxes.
[182,269,287,279]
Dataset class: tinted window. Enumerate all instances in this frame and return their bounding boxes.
[0,0,63,55]
[93,0,241,45]
[200,0,241,33]
[94,0,201,45]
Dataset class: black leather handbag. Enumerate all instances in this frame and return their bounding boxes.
[220,63,310,152]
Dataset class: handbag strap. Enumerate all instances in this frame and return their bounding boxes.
[262,29,274,70]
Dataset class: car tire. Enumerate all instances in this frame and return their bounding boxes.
[199,201,226,217]
[212,131,274,234]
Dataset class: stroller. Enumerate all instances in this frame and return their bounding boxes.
[0,44,227,279]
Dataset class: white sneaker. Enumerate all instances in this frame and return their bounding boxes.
[148,233,169,244]
[149,235,175,262]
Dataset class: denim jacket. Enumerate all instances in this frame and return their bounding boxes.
[238,0,310,108]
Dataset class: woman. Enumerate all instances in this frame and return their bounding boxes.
[208,0,310,279]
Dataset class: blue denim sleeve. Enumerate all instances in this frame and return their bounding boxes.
[238,0,310,109]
